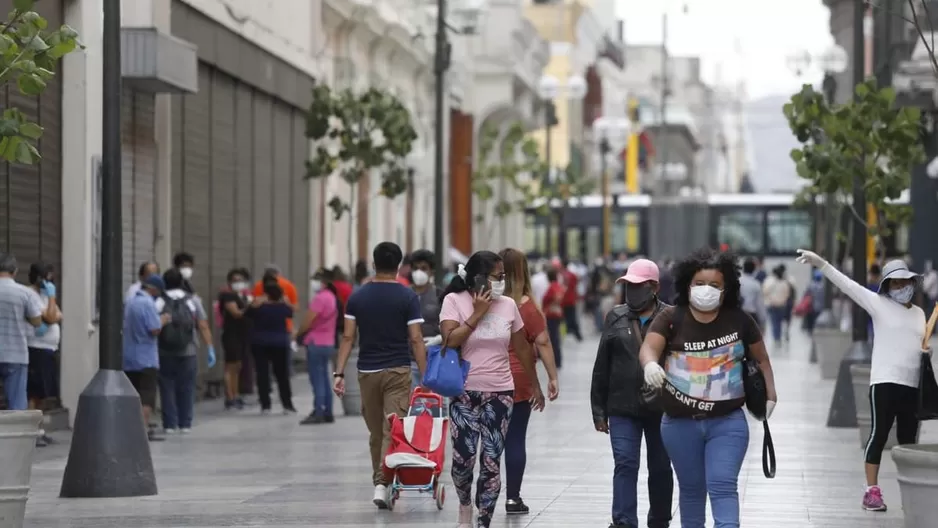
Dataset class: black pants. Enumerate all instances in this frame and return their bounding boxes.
[546,318,563,368]
[865,382,920,465]
[252,344,294,411]
[562,305,582,341]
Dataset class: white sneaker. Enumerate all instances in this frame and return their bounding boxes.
[179,428,191,434]
[373,484,389,509]
[164,428,177,435]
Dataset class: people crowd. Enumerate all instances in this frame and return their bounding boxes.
[1,238,934,527]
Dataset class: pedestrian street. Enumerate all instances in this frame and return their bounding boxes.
[24,329,934,527]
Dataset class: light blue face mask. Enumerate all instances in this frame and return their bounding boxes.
[888,285,915,304]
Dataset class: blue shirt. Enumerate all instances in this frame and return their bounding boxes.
[123,291,161,371]
[247,302,294,346]
[346,282,423,371]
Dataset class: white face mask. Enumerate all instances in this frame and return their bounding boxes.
[179,267,193,280]
[888,285,914,304]
[490,280,506,299]
[310,279,322,292]
[689,285,722,312]
[232,281,248,292]
[412,269,430,286]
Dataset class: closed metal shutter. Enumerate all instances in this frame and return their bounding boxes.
[0,0,63,284]
[171,63,311,308]
[121,89,157,290]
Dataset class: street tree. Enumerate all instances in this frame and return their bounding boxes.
[472,122,594,239]
[0,0,81,164]
[784,78,924,261]
[305,83,417,262]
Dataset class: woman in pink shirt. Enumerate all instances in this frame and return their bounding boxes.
[439,250,544,528]
[297,268,338,425]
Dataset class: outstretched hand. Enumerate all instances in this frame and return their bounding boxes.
[795,249,826,268]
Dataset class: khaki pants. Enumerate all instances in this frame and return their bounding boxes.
[359,366,411,485]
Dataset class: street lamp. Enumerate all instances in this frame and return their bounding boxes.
[60,0,158,498]
[594,117,632,257]
[537,74,587,260]
[432,0,484,286]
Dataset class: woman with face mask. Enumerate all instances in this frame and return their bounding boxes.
[638,247,777,528]
[797,250,929,512]
[218,268,252,409]
[438,250,544,528]
[297,268,339,424]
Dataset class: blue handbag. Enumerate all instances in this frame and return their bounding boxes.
[422,337,470,398]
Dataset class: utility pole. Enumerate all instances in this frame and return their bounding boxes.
[657,12,669,195]
[432,0,450,287]
[60,0,158,497]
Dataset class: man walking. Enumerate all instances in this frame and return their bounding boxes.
[0,253,44,412]
[408,249,443,389]
[333,242,428,508]
[591,259,673,528]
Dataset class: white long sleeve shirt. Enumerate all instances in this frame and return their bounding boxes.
[822,263,925,388]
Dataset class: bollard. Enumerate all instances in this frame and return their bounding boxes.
[0,410,42,528]
[826,340,871,428]
[815,327,851,380]
[341,347,362,416]
[850,364,897,449]
[892,444,938,528]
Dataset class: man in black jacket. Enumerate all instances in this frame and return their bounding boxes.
[591,258,673,528]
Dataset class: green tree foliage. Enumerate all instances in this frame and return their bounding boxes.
[0,0,81,164]
[305,83,417,220]
[784,78,924,245]
[471,122,595,230]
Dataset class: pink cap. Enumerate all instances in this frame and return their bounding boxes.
[617,258,659,284]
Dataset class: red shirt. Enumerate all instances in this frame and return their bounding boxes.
[333,280,353,307]
[561,270,578,306]
[542,283,565,320]
[509,301,546,401]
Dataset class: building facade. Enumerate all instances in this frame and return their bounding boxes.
[52,0,323,421]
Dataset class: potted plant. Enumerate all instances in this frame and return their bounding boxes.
[0,410,43,527]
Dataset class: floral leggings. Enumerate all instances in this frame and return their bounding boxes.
[450,390,514,528]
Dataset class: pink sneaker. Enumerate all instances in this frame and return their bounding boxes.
[457,504,472,527]
[862,486,887,512]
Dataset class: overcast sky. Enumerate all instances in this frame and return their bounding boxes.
[616,0,834,100]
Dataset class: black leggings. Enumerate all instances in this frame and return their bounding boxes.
[252,344,294,411]
[864,382,920,464]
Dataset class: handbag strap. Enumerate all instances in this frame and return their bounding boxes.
[762,420,776,479]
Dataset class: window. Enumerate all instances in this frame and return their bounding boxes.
[766,210,812,253]
[523,215,538,255]
[716,210,764,254]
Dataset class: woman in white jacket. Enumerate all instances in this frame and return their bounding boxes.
[797,250,929,513]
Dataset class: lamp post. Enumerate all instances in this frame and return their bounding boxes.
[60,0,158,498]
[593,116,632,259]
[537,74,587,260]
[431,0,483,286]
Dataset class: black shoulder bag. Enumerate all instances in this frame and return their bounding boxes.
[742,340,776,479]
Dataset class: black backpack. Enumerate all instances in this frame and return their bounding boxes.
[159,295,195,354]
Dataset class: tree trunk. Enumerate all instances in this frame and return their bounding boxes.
[348,182,356,269]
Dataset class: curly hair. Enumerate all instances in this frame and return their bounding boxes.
[672,247,742,309]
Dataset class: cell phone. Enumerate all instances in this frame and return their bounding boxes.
[473,275,490,295]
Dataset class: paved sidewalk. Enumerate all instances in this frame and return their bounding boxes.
[24,328,933,527]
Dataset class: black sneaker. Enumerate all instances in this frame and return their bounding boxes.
[147,431,165,442]
[505,498,529,515]
[324,414,335,423]
[608,524,632,528]
[300,413,326,425]
[235,398,245,410]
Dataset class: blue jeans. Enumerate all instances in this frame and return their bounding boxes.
[159,355,198,429]
[660,409,749,528]
[0,362,28,410]
[609,415,673,528]
[306,344,335,416]
[767,307,786,342]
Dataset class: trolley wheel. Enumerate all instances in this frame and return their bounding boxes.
[387,490,397,511]
[436,483,445,510]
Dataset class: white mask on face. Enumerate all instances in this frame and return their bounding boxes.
[412,269,430,286]
[490,280,506,298]
[232,281,248,292]
[180,267,193,280]
[689,285,722,312]
[310,279,322,292]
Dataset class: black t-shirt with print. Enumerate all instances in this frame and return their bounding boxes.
[648,306,762,419]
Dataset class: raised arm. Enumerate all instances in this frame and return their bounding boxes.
[798,249,881,316]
